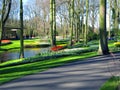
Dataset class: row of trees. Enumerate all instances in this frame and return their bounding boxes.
[50,0,120,54]
[0,0,120,57]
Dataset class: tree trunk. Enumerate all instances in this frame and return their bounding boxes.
[91,1,95,32]
[81,14,84,41]
[69,0,74,46]
[84,0,89,46]
[50,0,56,46]
[76,15,80,42]
[108,0,112,39]
[53,0,56,46]
[98,0,109,55]
[114,0,119,41]
[50,0,53,46]
[19,0,24,58]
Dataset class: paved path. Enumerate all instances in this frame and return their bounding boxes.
[0,53,120,90]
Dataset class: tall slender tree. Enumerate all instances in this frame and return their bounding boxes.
[98,0,109,55]
[50,0,53,46]
[74,0,81,43]
[69,0,74,46]
[0,0,11,47]
[84,0,89,46]
[114,0,119,41]
[19,0,24,58]
[50,0,56,46]
[108,0,112,39]
[81,1,85,41]
[53,0,56,46]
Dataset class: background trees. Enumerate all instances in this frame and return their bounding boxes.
[0,0,120,55]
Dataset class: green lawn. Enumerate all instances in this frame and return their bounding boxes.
[0,51,97,85]
[0,39,34,52]
[0,39,50,53]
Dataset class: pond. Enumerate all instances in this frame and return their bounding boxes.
[0,47,50,62]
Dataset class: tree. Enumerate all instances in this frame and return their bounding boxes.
[19,0,24,58]
[98,0,109,55]
[50,0,56,46]
[114,0,119,41]
[74,0,81,43]
[69,0,74,46]
[53,0,56,46]
[84,0,89,46]
[89,0,99,32]
[0,0,11,47]
[108,0,112,39]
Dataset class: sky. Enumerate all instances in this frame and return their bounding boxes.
[23,0,29,5]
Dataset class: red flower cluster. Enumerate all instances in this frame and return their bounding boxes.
[51,45,64,51]
[1,40,11,43]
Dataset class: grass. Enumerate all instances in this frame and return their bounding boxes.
[100,77,120,90]
[56,40,68,45]
[0,40,20,52]
[0,39,68,53]
[0,51,97,85]
[0,39,116,53]
[0,39,50,53]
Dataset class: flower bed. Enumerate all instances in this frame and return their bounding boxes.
[51,45,64,51]
[1,40,12,45]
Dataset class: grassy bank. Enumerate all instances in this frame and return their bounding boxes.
[100,77,120,90]
[0,39,50,53]
[0,51,97,85]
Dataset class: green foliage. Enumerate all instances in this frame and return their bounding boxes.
[68,43,84,48]
[100,77,120,90]
[56,39,68,45]
[88,40,99,45]
[88,31,99,41]
[114,42,120,47]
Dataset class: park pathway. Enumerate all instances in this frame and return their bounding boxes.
[0,53,120,90]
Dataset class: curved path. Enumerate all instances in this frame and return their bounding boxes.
[0,53,120,90]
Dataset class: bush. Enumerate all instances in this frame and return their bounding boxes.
[24,43,50,48]
[114,42,120,47]
[88,31,99,41]
[56,39,68,45]
[67,43,84,49]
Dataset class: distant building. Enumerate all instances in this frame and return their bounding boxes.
[3,27,20,40]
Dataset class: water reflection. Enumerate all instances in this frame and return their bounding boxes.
[0,47,50,62]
